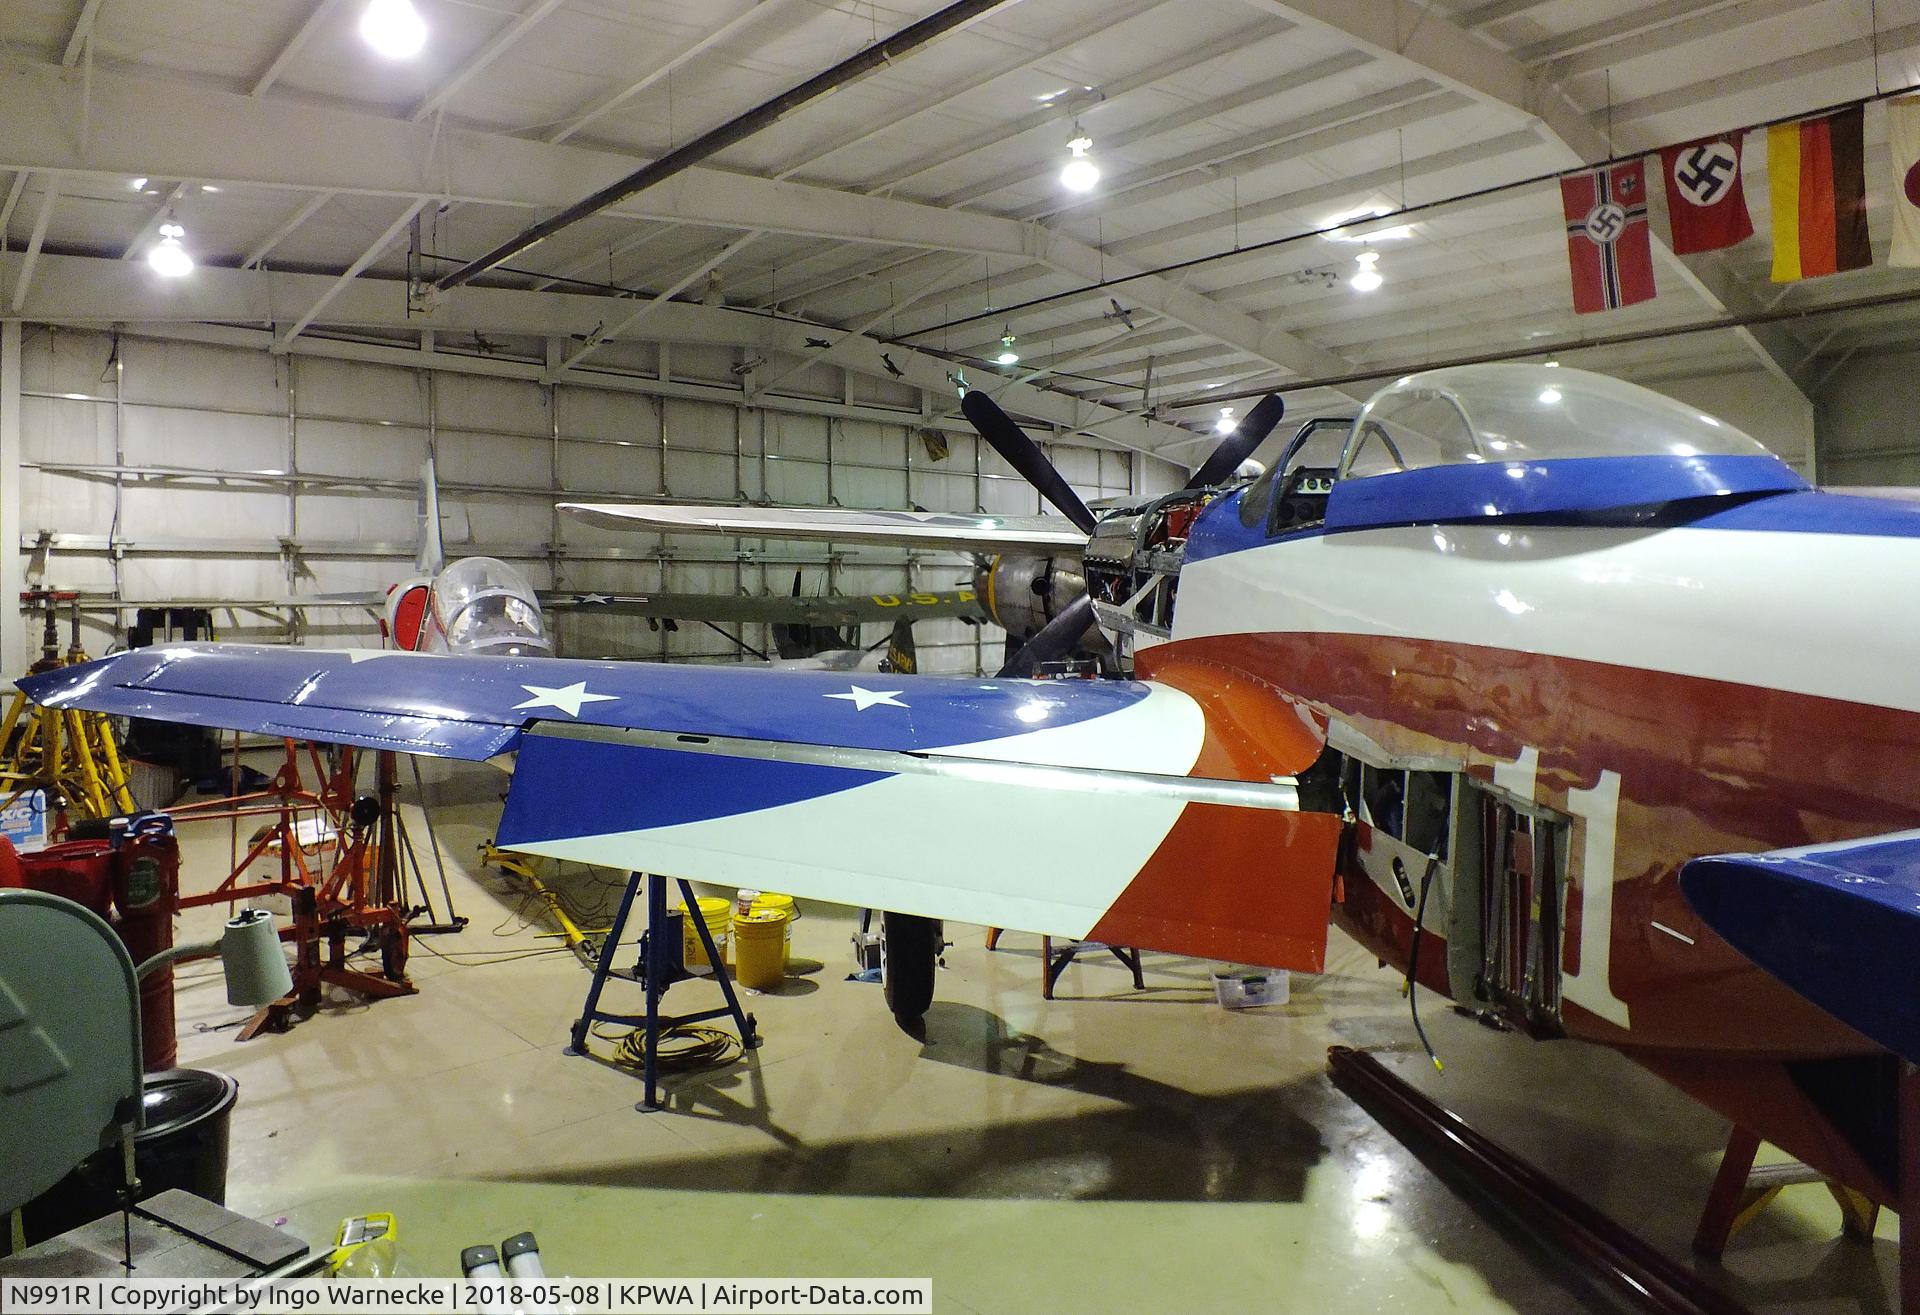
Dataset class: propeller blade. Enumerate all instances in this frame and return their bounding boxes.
[960,391,1098,535]
[1186,393,1286,490]
[995,593,1096,678]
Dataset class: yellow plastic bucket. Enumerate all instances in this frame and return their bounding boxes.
[733,909,788,990]
[680,896,731,968]
[749,892,798,955]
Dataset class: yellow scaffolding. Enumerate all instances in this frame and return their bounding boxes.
[1,593,136,822]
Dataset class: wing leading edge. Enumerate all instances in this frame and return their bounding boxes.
[560,503,1087,554]
[22,643,1340,968]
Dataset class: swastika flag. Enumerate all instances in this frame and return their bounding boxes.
[1889,96,1920,268]
[1560,160,1655,314]
[1658,133,1753,254]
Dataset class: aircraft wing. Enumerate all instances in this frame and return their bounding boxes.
[22,643,1339,969]
[560,503,1087,554]
[64,591,388,611]
[541,588,987,625]
[1683,833,1920,1062]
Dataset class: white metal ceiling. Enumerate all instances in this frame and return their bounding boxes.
[0,0,1915,448]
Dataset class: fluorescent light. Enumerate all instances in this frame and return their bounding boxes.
[129,177,148,191]
[1325,206,1414,243]
[361,0,427,58]
[1060,128,1099,192]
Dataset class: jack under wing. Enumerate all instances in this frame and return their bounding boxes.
[21,644,1342,970]
[1682,833,1920,1064]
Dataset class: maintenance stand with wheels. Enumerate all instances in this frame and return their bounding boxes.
[568,870,759,1111]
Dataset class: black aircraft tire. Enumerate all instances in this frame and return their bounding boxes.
[880,911,938,1021]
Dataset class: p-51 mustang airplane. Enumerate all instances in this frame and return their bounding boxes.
[25,364,1920,1237]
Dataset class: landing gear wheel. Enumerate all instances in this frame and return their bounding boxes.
[880,911,938,1022]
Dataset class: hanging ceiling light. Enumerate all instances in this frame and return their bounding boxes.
[996,329,1019,366]
[148,218,194,278]
[1216,406,1238,434]
[361,0,427,59]
[1060,125,1100,193]
[1350,250,1383,293]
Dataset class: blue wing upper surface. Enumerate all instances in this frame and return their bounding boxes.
[17,642,1155,761]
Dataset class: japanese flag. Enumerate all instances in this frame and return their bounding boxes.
[1890,96,1920,268]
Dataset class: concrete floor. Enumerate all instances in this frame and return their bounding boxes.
[159,756,1899,1313]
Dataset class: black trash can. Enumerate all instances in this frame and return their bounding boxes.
[18,1068,239,1246]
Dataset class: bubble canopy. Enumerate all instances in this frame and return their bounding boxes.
[1339,364,1773,478]
[1316,364,1806,531]
[429,557,552,657]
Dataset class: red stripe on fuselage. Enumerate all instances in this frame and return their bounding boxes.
[1140,631,1912,1058]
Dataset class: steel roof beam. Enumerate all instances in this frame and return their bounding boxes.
[0,251,1200,451]
[411,0,570,123]
[1238,0,1814,397]
[60,0,107,68]
[11,182,60,313]
[251,0,346,97]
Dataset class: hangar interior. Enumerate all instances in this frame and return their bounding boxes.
[3,1,1920,1311]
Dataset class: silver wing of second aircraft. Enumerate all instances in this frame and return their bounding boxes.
[560,503,1087,554]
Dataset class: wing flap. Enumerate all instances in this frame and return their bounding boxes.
[499,723,1341,968]
[1683,832,1920,1062]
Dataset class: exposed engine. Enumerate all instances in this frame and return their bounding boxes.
[1082,487,1224,670]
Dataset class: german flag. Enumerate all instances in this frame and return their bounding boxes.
[1769,107,1871,281]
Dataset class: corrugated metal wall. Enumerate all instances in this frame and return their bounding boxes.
[1812,351,1920,487]
[17,327,1158,674]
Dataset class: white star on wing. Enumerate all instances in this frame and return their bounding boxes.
[574,593,613,605]
[514,681,618,717]
[825,685,909,711]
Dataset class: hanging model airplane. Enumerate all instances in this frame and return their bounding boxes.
[26,363,1920,1239]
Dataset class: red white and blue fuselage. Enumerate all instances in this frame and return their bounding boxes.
[24,363,1920,1210]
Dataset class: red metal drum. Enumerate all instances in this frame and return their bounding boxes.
[18,838,116,913]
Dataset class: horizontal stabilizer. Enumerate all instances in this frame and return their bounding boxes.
[561,502,1086,554]
[1682,832,1920,1062]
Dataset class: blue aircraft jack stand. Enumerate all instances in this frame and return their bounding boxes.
[566,871,759,1112]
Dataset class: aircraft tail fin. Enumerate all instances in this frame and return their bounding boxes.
[1683,831,1920,1063]
[882,617,916,674]
[417,452,446,576]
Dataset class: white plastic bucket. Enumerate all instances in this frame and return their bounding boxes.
[1212,967,1288,1009]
